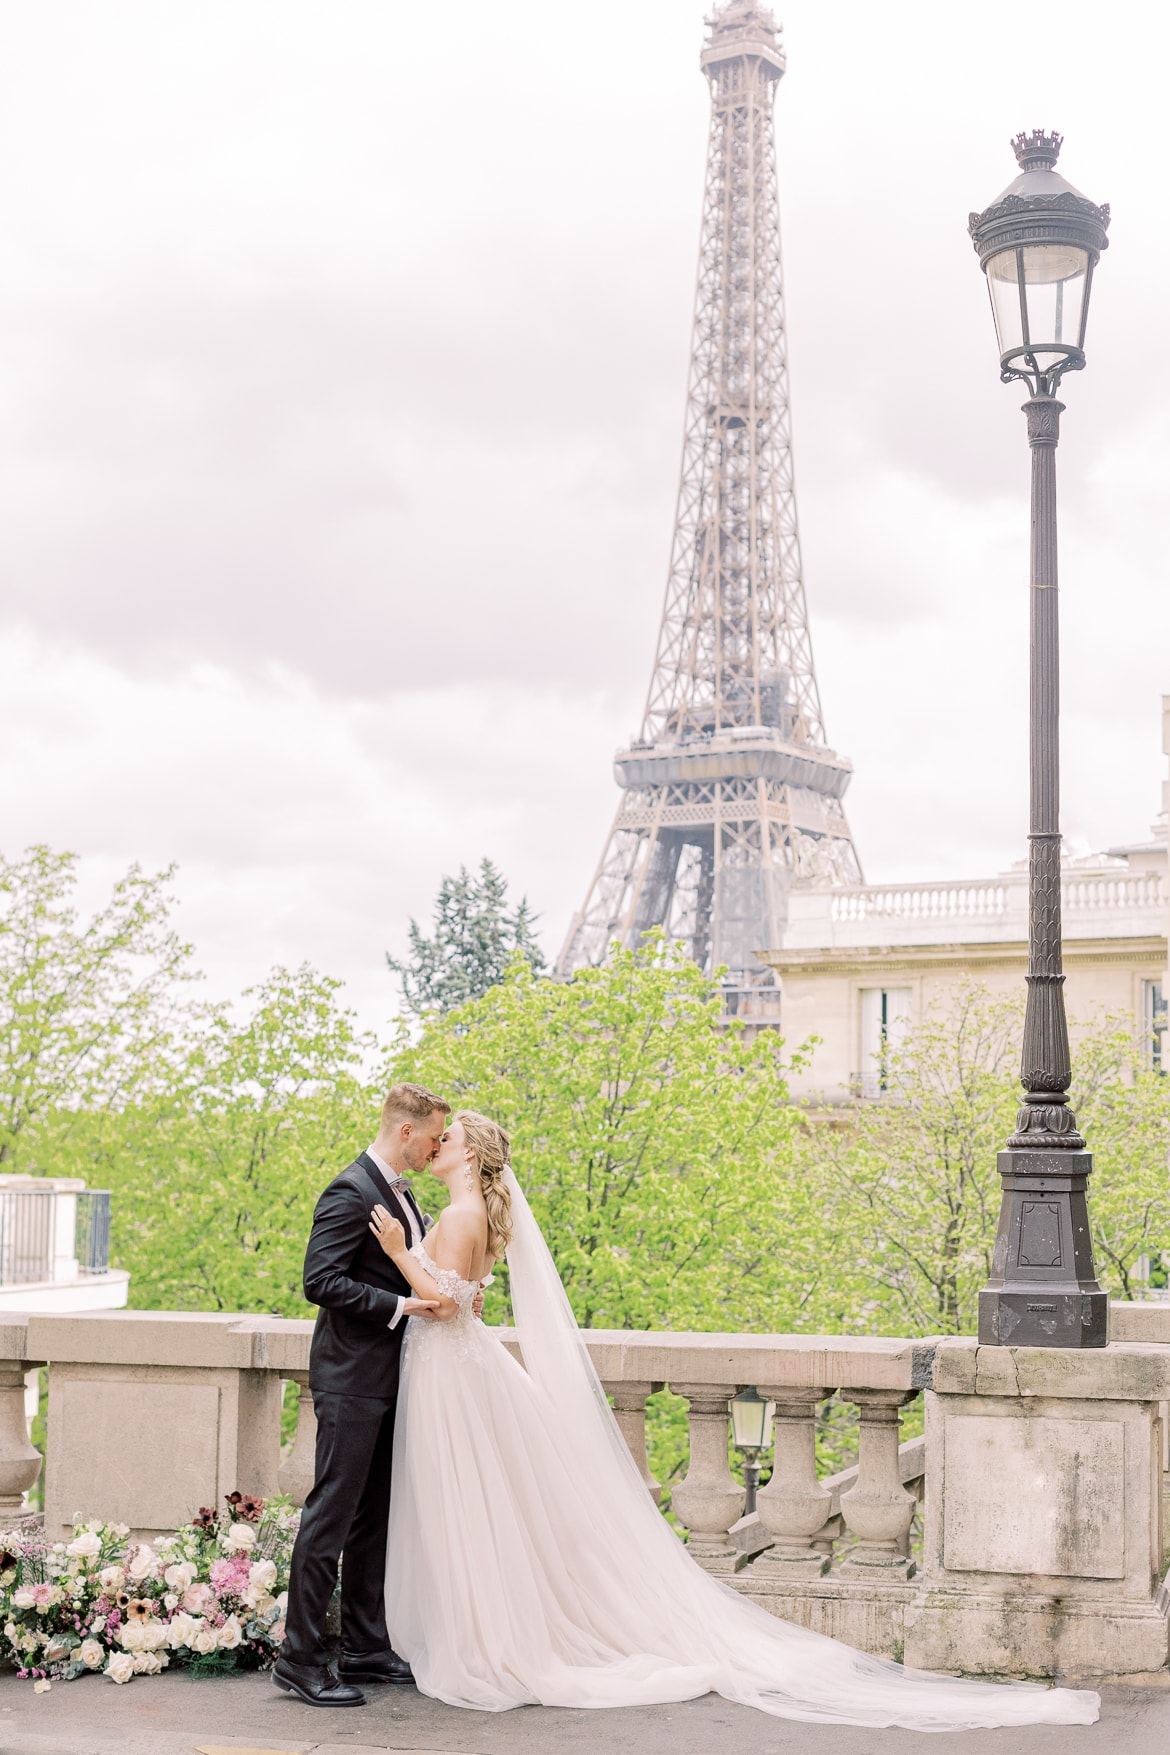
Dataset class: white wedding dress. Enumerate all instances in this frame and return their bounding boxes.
[384,1171,1098,1730]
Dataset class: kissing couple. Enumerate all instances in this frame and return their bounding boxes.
[273,1082,1098,1731]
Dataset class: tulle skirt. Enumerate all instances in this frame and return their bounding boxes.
[384,1315,1098,1731]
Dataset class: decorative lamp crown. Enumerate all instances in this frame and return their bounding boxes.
[1011,130,1064,172]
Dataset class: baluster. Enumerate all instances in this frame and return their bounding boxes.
[277,1373,316,1509]
[838,1389,917,1578]
[0,1361,43,1514]
[749,1387,834,1578]
[602,1379,662,1504]
[669,1383,744,1573]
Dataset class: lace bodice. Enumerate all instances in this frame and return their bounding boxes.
[409,1240,479,1319]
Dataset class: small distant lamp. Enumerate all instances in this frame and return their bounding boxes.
[730,1387,773,1514]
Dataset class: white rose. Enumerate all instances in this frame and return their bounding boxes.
[118,1623,144,1652]
[106,1651,134,1684]
[65,1531,102,1561]
[245,1588,276,1617]
[132,1650,163,1674]
[79,1638,104,1669]
[33,1678,50,1694]
[146,1622,170,1651]
[191,1627,218,1655]
[216,1614,243,1651]
[12,1588,35,1610]
[3,1621,15,1640]
[90,1615,106,1634]
[166,1613,196,1649]
[274,1590,288,1614]
[224,1524,255,1553]
[98,1566,124,1595]
[248,1557,277,1592]
[127,1546,157,1581]
[163,1561,196,1593]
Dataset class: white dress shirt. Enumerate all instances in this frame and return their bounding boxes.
[367,1143,421,1331]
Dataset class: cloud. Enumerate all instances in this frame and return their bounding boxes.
[0,628,627,1025]
[0,0,1165,1022]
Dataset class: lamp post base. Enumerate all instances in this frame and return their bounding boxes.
[977,1149,1109,1349]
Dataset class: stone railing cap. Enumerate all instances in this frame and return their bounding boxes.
[25,1310,314,1371]
[932,1337,1170,1401]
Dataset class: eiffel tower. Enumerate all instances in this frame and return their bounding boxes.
[559,0,861,1002]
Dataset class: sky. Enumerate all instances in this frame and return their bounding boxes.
[0,0,1166,1031]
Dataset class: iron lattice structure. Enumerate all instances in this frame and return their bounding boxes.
[560,0,860,996]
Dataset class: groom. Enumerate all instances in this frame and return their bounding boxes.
[275,1082,450,1708]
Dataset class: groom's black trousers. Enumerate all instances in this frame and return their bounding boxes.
[283,1391,398,1667]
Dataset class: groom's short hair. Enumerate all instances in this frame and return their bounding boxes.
[382,1082,450,1128]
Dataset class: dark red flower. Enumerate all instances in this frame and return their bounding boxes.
[192,1506,218,1531]
[225,1491,264,1524]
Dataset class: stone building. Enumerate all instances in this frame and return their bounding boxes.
[763,698,1170,1105]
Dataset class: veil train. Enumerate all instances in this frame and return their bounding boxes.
[500,1167,1099,1731]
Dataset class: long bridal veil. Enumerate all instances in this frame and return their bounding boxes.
[501,1168,1099,1731]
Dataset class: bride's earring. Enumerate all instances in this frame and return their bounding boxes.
[464,1156,476,1193]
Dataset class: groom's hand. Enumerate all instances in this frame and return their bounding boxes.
[403,1298,441,1319]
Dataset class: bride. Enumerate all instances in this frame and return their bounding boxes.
[369,1110,1098,1731]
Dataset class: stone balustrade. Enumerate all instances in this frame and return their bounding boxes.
[1,1309,1169,1680]
[828,869,1165,927]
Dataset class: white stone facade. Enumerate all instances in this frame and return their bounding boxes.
[763,697,1170,1106]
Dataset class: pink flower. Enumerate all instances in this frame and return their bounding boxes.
[181,1584,216,1615]
[208,1557,251,1600]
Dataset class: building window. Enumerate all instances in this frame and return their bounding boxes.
[858,987,912,1096]
[1145,980,1167,1075]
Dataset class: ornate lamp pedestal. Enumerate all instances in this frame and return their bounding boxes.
[979,1150,1107,1345]
[968,134,1111,1349]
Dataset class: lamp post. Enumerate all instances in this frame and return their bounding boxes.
[969,132,1111,1347]
[730,1387,773,1514]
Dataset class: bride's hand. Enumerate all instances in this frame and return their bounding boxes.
[369,1204,406,1260]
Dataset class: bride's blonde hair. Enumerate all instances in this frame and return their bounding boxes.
[456,1110,514,1256]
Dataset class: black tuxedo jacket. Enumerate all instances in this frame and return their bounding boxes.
[304,1152,424,1400]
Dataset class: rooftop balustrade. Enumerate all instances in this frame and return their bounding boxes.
[782,860,1167,953]
[0,1306,1169,1680]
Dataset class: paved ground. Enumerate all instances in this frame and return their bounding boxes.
[0,1672,1168,1755]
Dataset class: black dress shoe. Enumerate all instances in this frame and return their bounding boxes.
[273,1656,365,1707]
[338,1647,414,1685]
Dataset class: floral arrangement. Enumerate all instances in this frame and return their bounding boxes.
[0,1493,298,1687]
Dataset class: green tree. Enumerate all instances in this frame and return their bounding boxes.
[807,981,1170,1336]
[0,846,193,1174]
[386,858,545,1015]
[391,933,830,1334]
[94,965,377,1314]
[809,981,1020,1337]
[1072,1019,1170,1300]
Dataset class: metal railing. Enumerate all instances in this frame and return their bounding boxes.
[75,1191,111,1276]
[0,1190,55,1286]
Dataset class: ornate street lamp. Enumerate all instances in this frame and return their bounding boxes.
[969,132,1111,1347]
[730,1387,773,1514]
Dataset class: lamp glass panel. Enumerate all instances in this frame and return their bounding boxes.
[986,243,1090,370]
[730,1389,773,1451]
